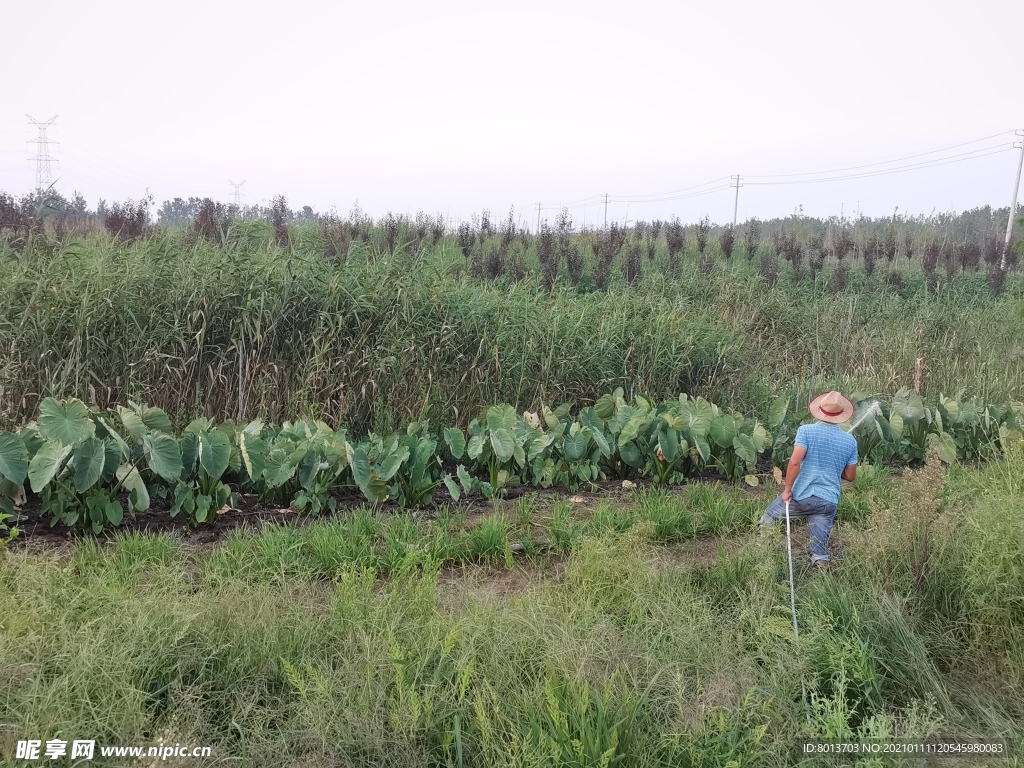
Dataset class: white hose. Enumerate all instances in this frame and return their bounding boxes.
[785,500,812,725]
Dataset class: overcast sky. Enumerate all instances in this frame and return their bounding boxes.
[2,0,1022,226]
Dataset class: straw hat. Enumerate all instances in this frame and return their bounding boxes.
[808,391,854,424]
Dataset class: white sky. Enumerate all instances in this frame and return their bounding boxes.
[2,0,1022,227]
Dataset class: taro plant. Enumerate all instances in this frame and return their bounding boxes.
[17,398,181,533]
[172,418,235,524]
[241,419,351,513]
[384,421,455,509]
[887,388,931,463]
[0,432,28,531]
[935,393,1023,463]
[543,406,609,492]
[707,409,771,485]
[465,404,533,498]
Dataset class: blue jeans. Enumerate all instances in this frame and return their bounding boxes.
[759,495,837,563]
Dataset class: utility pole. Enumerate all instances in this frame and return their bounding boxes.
[229,179,246,208]
[602,193,608,230]
[536,202,541,234]
[26,115,59,189]
[730,175,743,228]
[1001,130,1024,270]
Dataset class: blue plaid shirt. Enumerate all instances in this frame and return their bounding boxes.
[791,421,858,505]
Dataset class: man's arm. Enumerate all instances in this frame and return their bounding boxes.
[782,445,807,502]
[842,464,857,482]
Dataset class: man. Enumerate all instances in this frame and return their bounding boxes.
[760,390,858,568]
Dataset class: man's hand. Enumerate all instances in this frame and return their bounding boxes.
[782,488,793,503]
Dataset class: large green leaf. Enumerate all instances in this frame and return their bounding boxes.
[239,432,267,481]
[357,471,388,503]
[658,429,680,463]
[594,394,617,421]
[106,498,124,526]
[467,434,485,460]
[297,448,326,490]
[750,423,770,452]
[563,431,589,463]
[691,435,711,463]
[687,399,715,437]
[19,426,45,460]
[709,414,737,448]
[117,464,151,512]
[579,409,612,457]
[767,396,789,429]
[619,440,642,467]
[733,434,757,464]
[28,440,73,492]
[128,401,174,434]
[39,397,94,446]
[179,432,199,476]
[442,473,461,502]
[443,428,466,459]
[263,447,297,487]
[143,433,183,481]
[199,431,231,481]
[0,432,29,485]
[350,447,371,489]
[928,432,958,464]
[486,404,517,432]
[891,388,925,423]
[889,413,904,441]
[94,415,131,456]
[376,445,410,482]
[489,428,515,463]
[542,406,561,432]
[73,437,106,491]
[119,403,174,440]
[456,464,474,492]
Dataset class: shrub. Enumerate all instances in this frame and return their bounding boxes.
[758,247,780,287]
[104,197,151,243]
[665,217,686,273]
[538,221,558,290]
[623,237,643,284]
[594,223,625,290]
[882,225,898,262]
[883,270,905,292]
[922,241,940,287]
[270,196,291,247]
[382,212,399,254]
[456,222,473,258]
[695,215,711,255]
[718,226,736,259]
[192,198,231,244]
[862,233,878,276]
[986,262,1007,295]
[743,218,761,259]
[828,259,849,295]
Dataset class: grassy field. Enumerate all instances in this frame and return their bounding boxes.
[2,217,1023,766]
[2,446,1023,766]
[1,225,1022,433]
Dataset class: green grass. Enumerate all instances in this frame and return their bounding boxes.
[2,227,1021,433]
[2,454,1023,766]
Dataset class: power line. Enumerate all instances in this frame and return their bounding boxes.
[744,130,1017,179]
[26,114,58,189]
[606,176,731,201]
[608,184,732,204]
[745,146,1014,186]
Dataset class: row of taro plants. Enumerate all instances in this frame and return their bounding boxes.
[0,388,1021,535]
